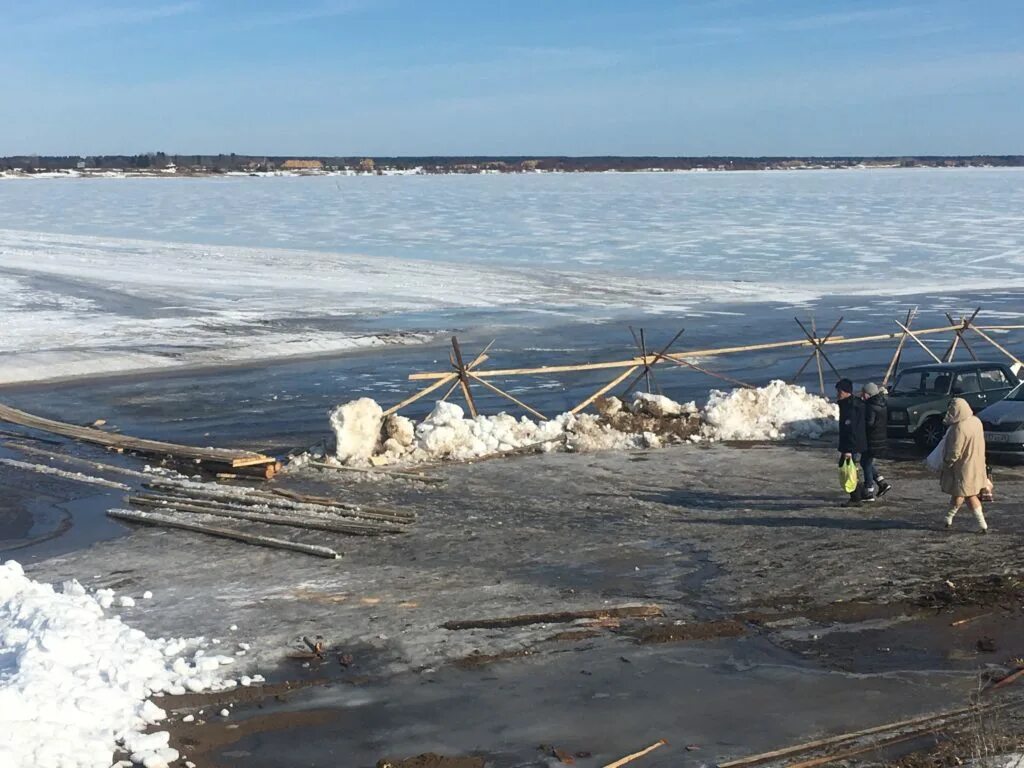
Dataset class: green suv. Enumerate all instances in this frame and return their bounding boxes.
[887,361,1020,449]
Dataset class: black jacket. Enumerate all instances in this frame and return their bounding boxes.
[837,395,868,454]
[864,393,887,452]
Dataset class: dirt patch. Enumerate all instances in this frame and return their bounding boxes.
[741,600,921,626]
[916,574,1024,610]
[377,755,485,768]
[627,619,747,644]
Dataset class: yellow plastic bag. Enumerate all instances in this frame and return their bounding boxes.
[838,457,859,494]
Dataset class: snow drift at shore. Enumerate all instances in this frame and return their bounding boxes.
[0,561,237,768]
[324,380,838,466]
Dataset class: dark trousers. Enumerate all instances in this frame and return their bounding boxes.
[861,450,880,494]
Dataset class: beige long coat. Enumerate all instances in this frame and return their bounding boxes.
[940,398,987,497]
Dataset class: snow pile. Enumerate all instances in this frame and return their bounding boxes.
[0,560,236,768]
[702,380,838,441]
[323,381,836,466]
[330,398,384,463]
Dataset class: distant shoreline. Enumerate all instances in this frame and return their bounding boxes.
[2,153,1022,178]
[4,163,1024,181]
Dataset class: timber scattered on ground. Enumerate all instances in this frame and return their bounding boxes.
[0,402,280,478]
[442,605,664,631]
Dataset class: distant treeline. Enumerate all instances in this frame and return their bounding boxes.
[4,153,1024,173]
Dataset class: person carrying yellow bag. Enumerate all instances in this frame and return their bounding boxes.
[835,378,868,506]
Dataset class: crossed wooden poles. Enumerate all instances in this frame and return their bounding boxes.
[383,310,1023,421]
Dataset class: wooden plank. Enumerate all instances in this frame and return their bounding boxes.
[442,604,663,630]
[570,366,640,415]
[0,402,276,469]
[603,740,667,768]
[108,508,340,559]
[451,336,478,418]
[127,496,404,535]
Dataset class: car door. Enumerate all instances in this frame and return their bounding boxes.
[979,366,1015,405]
[951,370,987,412]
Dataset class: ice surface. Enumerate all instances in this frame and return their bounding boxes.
[0,560,235,768]
[3,169,1021,384]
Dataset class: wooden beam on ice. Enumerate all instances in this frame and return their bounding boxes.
[109,508,340,559]
[570,365,640,415]
[442,604,663,630]
[0,402,277,473]
[883,307,917,387]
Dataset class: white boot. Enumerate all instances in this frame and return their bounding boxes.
[972,505,988,533]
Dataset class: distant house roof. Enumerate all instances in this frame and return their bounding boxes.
[281,159,323,170]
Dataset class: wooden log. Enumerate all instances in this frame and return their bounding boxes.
[657,354,753,389]
[0,457,130,490]
[406,324,967,381]
[466,372,547,421]
[127,496,404,535]
[108,508,340,559]
[0,402,276,469]
[442,604,664,631]
[306,460,443,485]
[969,324,1023,366]
[144,479,416,521]
[895,320,942,363]
[381,373,459,417]
[132,489,411,527]
[451,336,479,418]
[6,441,156,481]
[716,704,987,768]
[883,307,917,387]
[570,366,640,415]
[602,740,667,768]
[946,311,980,361]
[270,486,418,515]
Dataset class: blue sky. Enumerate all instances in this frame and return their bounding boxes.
[2,0,1022,155]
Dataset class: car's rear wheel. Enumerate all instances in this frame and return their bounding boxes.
[914,416,945,451]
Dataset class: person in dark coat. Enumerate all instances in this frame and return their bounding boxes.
[861,382,892,499]
[836,378,868,505]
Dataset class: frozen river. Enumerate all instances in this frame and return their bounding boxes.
[1,168,1022,384]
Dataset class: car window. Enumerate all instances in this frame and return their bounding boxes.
[980,368,1011,391]
[952,372,981,394]
[893,370,945,394]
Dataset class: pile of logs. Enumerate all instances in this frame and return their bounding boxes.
[109,479,415,559]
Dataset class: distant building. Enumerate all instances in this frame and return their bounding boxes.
[281,159,323,170]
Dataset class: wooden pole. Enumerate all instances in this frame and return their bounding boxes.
[602,740,668,768]
[968,324,1024,366]
[812,317,825,394]
[466,373,547,421]
[946,312,979,361]
[570,366,640,415]
[656,354,754,389]
[443,604,664,630]
[895,320,942,363]
[451,336,479,418]
[640,328,653,393]
[795,316,844,378]
[883,307,917,387]
[407,323,967,381]
[382,373,458,417]
[623,327,686,397]
[128,496,404,535]
[109,508,341,559]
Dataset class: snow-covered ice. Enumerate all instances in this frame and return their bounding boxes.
[3,169,1021,384]
[0,560,236,768]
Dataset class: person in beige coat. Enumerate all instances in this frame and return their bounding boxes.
[941,397,989,532]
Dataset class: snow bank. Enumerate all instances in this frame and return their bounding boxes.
[321,381,836,467]
[0,561,235,768]
[702,380,838,441]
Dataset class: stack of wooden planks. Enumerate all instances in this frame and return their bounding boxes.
[0,402,280,478]
[110,479,415,559]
